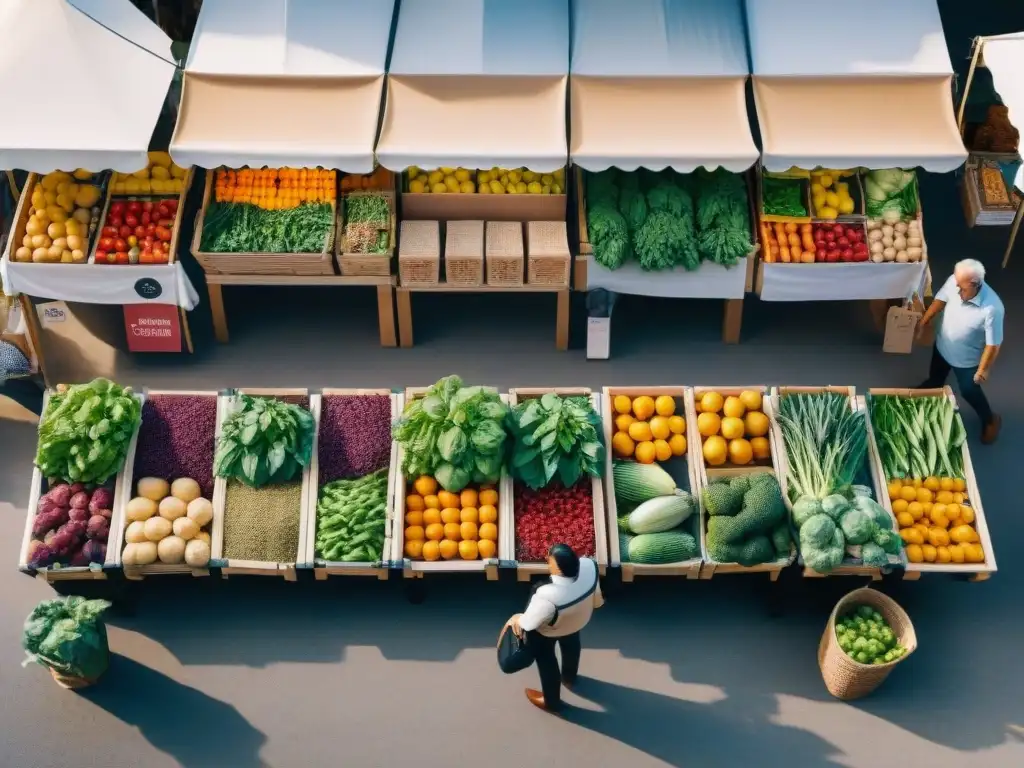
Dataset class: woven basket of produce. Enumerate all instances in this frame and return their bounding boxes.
[818,587,916,700]
[49,666,100,690]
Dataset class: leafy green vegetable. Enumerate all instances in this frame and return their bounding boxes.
[868,394,965,480]
[315,469,388,562]
[588,203,630,269]
[634,210,700,271]
[22,596,110,680]
[392,375,509,491]
[619,175,648,233]
[864,169,918,219]
[200,201,334,253]
[214,395,315,488]
[761,176,807,217]
[35,378,141,484]
[345,193,390,226]
[507,393,604,490]
[695,169,752,267]
[587,169,619,207]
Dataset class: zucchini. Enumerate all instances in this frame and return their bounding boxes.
[628,530,699,564]
[627,494,694,534]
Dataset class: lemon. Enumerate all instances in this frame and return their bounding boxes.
[478,183,491,194]
[811,182,825,195]
[523,170,536,182]
[819,174,833,187]
[499,175,509,187]
[431,183,448,193]
[508,170,522,184]
[838,198,855,214]
[444,175,460,192]
[407,165,421,179]
[527,181,543,194]
[428,170,444,185]
[478,171,491,184]
[825,191,840,208]
[541,185,551,194]
[553,168,564,181]
[415,174,429,185]
[551,183,562,194]
[409,180,425,193]
[817,206,838,219]
[506,184,519,195]
[541,174,554,186]
[516,181,528,194]
[459,181,475,193]
[455,168,471,182]
[489,180,504,194]
[439,167,455,175]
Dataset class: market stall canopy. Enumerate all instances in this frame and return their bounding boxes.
[170,0,395,172]
[0,0,175,174]
[376,0,569,173]
[977,32,1024,191]
[746,0,967,172]
[570,0,757,173]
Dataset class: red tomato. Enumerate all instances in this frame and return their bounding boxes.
[119,226,132,239]
[163,199,178,212]
[134,226,147,239]
[101,226,118,238]
[142,201,153,212]
[139,251,153,264]
[142,236,154,248]
[140,212,151,225]
[157,218,173,228]
[156,202,170,217]
[114,238,127,252]
[95,250,107,262]
[109,202,125,216]
[116,251,130,264]
[155,226,172,242]
[108,215,123,228]
[145,223,156,237]
[127,202,142,214]
[125,214,139,228]
[99,237,115,251]
[106,252,117,264]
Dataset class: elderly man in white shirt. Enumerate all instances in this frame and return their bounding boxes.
[506,543,604,713]
[917,259,1004,444]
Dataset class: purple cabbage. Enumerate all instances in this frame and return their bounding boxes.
[317,395,392,484]
[88,487,113,514]
[131,395,219,499]
[82,540,107,564]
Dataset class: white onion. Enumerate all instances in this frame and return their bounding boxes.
[870,241,884,254]
[895,251,909,263]
[867,229,883,242]
[882,236,894,248]
[883,247,896,261]
[894,221,909,234]
[893,236,907,251]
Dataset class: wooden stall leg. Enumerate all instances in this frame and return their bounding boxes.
[376,285,397,347]
[396,288,413,347]
[207,283,229,343]
[556,289,570,350]
[179,307,194,353]
[722,299,743,344]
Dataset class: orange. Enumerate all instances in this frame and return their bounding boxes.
[460,521,479,541]
[939,477,954,492]
[722,396,745,419]
[458,540,479,560]
[461,507,479,524]
[739,390,762,411]
[703,436,727,466]
[905,544,923,563]
[404,540,424,558]
[727,438,753,466]
[895,511,914,528]
[935,545,951,564]
[406,494,425,512]
[422,540,441,561]
[632,396,656,420]
[424,523,443,541]
[405,525,425,541]
[443,522,462,541]
[923,476,940,491]
[915,488,933,504]
[887,481,902,500]
[951,492,965,505]
[479,489,498,506]
[612,432,635,457]
[700,391,724,413]
[899,528,923,545]
[951,478,966,493]
[935,490,953,505]
[477,539,497,559]
[615,414,636,433]
[669,434,687,457]
[964,543,984,563]
[744,411,770,438]
[422,508,441,526]
[899,485,918,502]
[649,416,672,440]
[959,506,975,524]
[628,421,653,442]
[750,436,770,460]
[922,544,937,562]
[423,494,440,509]
[440,507,461,525]
[613,395,632,414]
[948,543,965,563]
[653,439,672,462]
[438,539,459,559]
[667,415,686,435]
[928,527,950,547]
[635,441,657,464]
[479,504,498,524]
[413,476,437,496]
[720,417,744,440]
[438,491,460,509]
[405,510,424,527]
[696,412,721,438]
[460,489,478,508]
[479,522,498,541]
[906,501,923,520]
[945,503,961,521]
[654,395,676,416]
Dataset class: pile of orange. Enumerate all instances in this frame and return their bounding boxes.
[403,475,499,561]
[214,167,337,210]
[610,394,687,464]
[695,390,770,467]
[889,476,984,564]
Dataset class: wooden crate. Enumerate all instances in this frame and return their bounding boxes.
[389,386,510,580]
[508,388,609,582]
[766,386,904,581]
[88,168,192,265]
[17,389,140,582]
[687,386,794,580]
[444,220,485,286]
[486,221,524,286]
[397,220,441,286]
[211,388,314,580]
[191,171,336,276]
[601,386,701,581]
[865,387,997,581]
[112,389,224,580]
[305,389,398,580]
[335,189,396,277]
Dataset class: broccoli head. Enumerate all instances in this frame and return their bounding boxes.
[702,481,743,516]
[802,528,844,574]
[799,513,836,549]
[770,521,791,557]
[792,496,823,528]
[860,541,889,567]
[821,494,850,521]
[706,532,776,566]
[872,527,902,555]
[740,476,786,529]
[840,507,875,546]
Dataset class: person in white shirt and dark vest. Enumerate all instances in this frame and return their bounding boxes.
[916,259,1004,444]
[506,543,604,713]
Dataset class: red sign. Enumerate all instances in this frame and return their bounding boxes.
[124,303,182,353]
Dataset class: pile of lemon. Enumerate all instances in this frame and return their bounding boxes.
[888,476,984,565]
[694,391,770,467]
[810,170,856,219]
[611,395,687,464]
[111,152,188,195]
[406,166,564,195]
[403,476,499,561]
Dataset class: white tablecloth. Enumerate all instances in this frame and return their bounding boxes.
[586,256,749,299]
[758,261,927,302]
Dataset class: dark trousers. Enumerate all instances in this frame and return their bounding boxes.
[1,377,44,416]
[919,347,993,424]
[526,630,581,709]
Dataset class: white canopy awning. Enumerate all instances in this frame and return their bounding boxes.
[746,0,967,172]
[170,0,395,172]
[979,33,1024,190]
[376,0,569,172]
[0,0,175,174]
[570,0,757,173]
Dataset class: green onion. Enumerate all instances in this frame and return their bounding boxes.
[867,394,964,480]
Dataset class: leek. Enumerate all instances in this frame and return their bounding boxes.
[867,394,963,480]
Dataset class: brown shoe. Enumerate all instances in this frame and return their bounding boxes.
[525,688,561,714]
[982,415,1001,445]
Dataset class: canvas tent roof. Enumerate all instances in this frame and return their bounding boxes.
[977,33,1024,191]
[746,0,966,172]
[170,0,395,172]
[570,0,757,173]
[375,0,569,172]
[0,0,175,174]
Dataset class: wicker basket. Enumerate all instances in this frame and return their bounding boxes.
[818,587,917,700]
[398,220,440,287]
[526,221,571,287]
[444,220,484,286]
[486,221,524,286]
[49,667,100,689]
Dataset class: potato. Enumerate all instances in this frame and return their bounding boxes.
[186,497,214,528]
[125,520,147,544]
[137,477,170,502]
[171,478,202,504]
[159,496,187,521]
[144,515,172,541]
[124,541,157,566]
[158,535,186,564]
[173,516,199,541]
[126,496,157,522]
[185,538,211,567]
[194,531,211,546]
